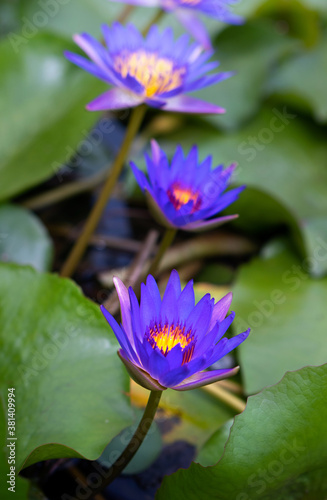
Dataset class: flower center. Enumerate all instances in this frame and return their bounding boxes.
[146,322,195,364]
[113,50,186,97]
[167,183,201,211]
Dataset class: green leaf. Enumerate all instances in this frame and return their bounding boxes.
[0,204,53,271]
[0,32,105,201]
[196,20,298,131]
[232,242,327,394]
[21,0,122,38]
[0,264,132,471]
[158,364,327,500]
[267,32,327,123]
[195,420,233,467]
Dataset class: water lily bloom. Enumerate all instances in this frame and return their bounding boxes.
[111,0,243,49]
[101,270,249,391]
[131,140,245,231]
[64,22,233,114]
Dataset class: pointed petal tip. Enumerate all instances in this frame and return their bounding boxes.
[150,139,162,164]
[100,304,108,314]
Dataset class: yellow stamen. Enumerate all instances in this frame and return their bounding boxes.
[148,322,194,363]
[167,183,201,211]
[114,50,186,97]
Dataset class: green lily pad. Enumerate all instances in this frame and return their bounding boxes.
[0,263,132,473]
[195,419,233,467]
[267,32,327,123]
[0,32,105,201]
[232,242,327,394]
[195,19,298,130]
[158,363,327,500]
[0,204,53,271]
[22,0,122,38]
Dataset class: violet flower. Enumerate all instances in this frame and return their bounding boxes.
[131,140,245,231]
[101,270,249,391]
[64,22,233,114]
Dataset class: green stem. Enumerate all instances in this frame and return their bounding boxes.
[60,105,147,278]
[142,8,165,36]
[93,390,162,495]
[117,4,135,24]
[148,227,177,276]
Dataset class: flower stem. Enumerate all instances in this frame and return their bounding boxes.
[142,8,165,36]
[60,104,147,278]
[117,4,135,24]
[148,227,177,276]
[93,390,162,495]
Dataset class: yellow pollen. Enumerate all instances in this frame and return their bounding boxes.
[149,323,193,355]
[168,183,201,211]
[114,50,186,97]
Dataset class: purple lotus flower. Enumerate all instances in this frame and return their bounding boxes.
[130,140,245,231]
[101,270,249,391]
[64,22,233,114]
[111,0,243,49]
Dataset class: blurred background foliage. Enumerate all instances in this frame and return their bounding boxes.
[1,0,327,498]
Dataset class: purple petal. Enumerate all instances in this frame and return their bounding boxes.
[150,139,162,165]
[140,282,157,332]
[100,305,137,362]
[213,312,236,342]
[159,355,205,387]
[176,279,195,321]
[209,292,233,330]
[112,277,134,342]
[118,351,166,391]
[207,329,250,366]
[64,51,112,83]
[128,287,143,342]
[185,294,214,339]
[182,214,239,232]
[160,279,179,324]
[144,190,175,228]
[130,162,151,191]
[145,275,162,317]
[184,72,234,93]
[172,366,240,391]
[165,270,182,299]
[146,345,170,382]
[162,95,225,114]
[86,88,144,111]
[176,9,212,50]
[73,33,109,73]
